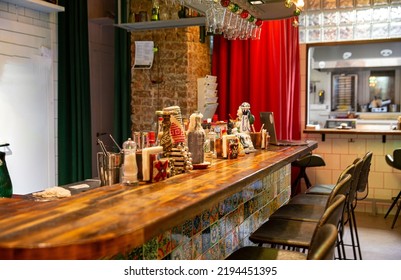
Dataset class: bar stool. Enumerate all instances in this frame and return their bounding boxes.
[248,194,346,254]
[267,169,353,260]
[384,149,401,229]
[281,159,363,260]
[226,224,338,260]
[291,153,326,196]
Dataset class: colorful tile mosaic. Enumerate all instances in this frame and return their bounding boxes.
[120,164,291,260]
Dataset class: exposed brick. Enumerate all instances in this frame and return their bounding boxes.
[130,22,211,131]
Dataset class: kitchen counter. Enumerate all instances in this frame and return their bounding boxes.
[304,128,401,142]
[0,141,317,260]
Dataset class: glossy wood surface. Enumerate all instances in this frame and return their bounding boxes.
[0,142,316,259]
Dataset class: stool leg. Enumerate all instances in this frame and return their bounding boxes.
[391,198,401,229]
[291,166,314,196]
[385,191,401,219]
[351,205,363,259]
[291,169,303,197]
[303,172,312,189]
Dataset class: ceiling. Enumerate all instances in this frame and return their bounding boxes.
[187,0,296,21]
[250,0,297,20]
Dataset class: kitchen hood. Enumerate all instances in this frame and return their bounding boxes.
[186,0,296,21]
[311,41,401,70]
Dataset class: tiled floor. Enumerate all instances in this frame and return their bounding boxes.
[341,211,401,260]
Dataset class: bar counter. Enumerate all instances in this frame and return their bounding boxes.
[0,141,317,260]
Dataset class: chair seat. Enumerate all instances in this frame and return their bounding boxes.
[226,246,307,260]
[288,193,329,206]
[269,203,325,222]
[305,184,334,195]
[249,218,317,248]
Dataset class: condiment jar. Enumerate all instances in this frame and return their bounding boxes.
[122,138,138,186]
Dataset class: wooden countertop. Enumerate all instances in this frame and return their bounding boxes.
[0,141,317,260]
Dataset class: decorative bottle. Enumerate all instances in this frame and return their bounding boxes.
[151,0,159,21]
[160,112,173,155]
[187,112,205,164]
[208,129,216,158]
[0,151,13,198]
[122,138,138,186]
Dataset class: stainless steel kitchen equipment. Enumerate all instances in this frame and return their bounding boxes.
[332,74,357,112]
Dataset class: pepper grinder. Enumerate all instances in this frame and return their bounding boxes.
[122,138,138,186]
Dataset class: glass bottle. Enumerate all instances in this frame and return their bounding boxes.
[122,138,138,186]
[0,151,13,198]
[208,129,216,158]
[187,112,205,164]
[151,0,159,21]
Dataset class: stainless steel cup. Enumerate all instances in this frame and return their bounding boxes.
[97,152,122,186]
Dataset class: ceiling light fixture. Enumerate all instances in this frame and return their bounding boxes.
[248,0,264,4]
[343,52,352,59]
[380,49,393,57]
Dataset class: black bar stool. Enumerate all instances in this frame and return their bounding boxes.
[384,149,401,229]
[291,153,326,197]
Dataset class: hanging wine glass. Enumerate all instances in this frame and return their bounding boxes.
[213,5,226,34]
[205,6,216,34]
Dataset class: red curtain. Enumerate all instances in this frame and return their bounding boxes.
[211,18,301,140]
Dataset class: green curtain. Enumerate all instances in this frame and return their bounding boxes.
[57,0,92,185]
[114,0,132,145]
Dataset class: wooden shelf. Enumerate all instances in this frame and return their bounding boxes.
[116,17,206,31]
[3,0,65,13]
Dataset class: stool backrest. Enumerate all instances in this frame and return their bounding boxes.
[307,224,338,260]
[319,194,346,228]
[325,171,352,209]
[357,151,373,193]
[348,158,364,204]
[386,149,401,170]
[306,194,345,260]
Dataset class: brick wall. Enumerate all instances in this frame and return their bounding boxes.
[130,27,211,132]
[129,2,211,132]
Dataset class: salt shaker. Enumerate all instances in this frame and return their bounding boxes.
[122,138,138,186]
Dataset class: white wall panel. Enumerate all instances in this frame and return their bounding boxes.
[0,3,57,194]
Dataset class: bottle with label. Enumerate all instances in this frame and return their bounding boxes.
[151,0,159,21]
[0,151,12,198]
